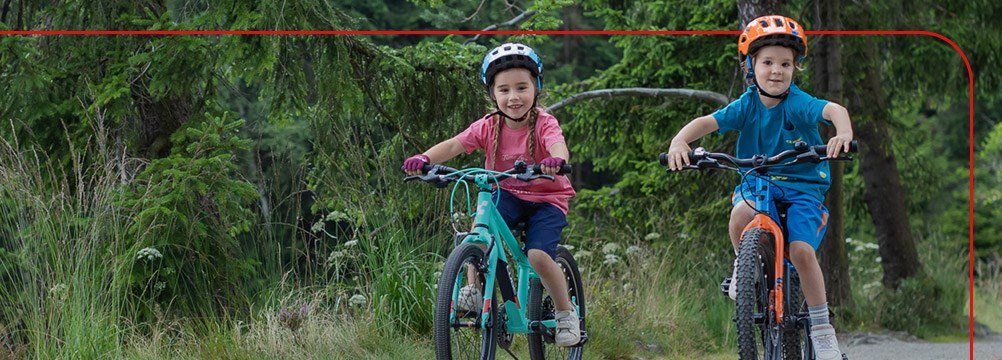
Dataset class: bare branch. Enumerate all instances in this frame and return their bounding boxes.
[461,0,488,23]
[546,87,731,113]
[465,10,537,44]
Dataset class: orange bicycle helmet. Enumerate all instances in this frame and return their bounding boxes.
[737,15,808,61]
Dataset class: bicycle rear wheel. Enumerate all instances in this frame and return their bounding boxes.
[735,228,769,360]
[435,242,498,360]
[527,245,586,360]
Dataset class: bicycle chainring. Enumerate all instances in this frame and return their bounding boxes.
[496,305,514,349]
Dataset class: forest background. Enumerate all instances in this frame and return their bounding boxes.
[0,0,999,359]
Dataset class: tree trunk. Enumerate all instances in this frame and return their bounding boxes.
[737,0,781,27]
[847,38,922,289]
[736,0,781,89]
[812,0,854,307]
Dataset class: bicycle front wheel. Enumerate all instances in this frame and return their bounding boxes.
[782,268,806,359]
[735,228,769,360]
[527,245,586,360]
[434,242,497,360]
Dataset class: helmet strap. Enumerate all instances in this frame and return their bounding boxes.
[754,78,790,99]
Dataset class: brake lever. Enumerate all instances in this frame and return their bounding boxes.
[695,158,723,169]
[403,172,454,188]
[794,151,823,164]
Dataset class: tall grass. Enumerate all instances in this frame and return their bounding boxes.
[974,255,1002,333]
[841,227,968,337]
[0,136,123,358]
[566,227,736,358]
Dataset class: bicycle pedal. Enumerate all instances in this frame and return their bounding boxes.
[720,277,732,295]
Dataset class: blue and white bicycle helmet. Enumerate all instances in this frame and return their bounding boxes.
[480,42,543,92]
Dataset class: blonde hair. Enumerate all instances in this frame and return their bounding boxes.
[489,108,539,170]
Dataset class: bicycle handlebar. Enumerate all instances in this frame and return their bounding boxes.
[658,140,858,171]
[404,160,572,187]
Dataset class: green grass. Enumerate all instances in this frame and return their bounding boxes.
[974,256,1002,334]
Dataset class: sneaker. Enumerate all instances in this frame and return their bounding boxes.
[810,324,843,360]
[456,284,482,313]
[554,310,581,347]
[727,258,739,301]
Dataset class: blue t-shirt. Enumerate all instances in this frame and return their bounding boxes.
[712,83,832,201]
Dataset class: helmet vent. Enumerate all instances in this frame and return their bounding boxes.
[775,18,783,27]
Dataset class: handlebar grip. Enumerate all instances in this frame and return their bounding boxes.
[811,140,860,155]
[659,149,706,167]
[529,164,573,175]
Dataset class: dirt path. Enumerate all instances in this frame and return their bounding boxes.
[842,332,1002,360]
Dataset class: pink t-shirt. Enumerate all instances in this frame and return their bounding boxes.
[454,110,576,214]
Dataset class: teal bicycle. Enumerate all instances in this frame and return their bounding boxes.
[406,160,587,360]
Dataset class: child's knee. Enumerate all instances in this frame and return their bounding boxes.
[729,202,756,225]
[789,241,817,263]
[527,249,554,266]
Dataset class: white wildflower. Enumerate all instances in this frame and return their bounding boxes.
[601,243,621,254]
[626,245,642,256]
[136,247,163,262]
[349,294,367,306]
[603,254,621,265]
[644,232,661,241]
[49,283,67,299]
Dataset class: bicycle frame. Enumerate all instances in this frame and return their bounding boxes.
[739,175,789,325]
[452,172,559,334]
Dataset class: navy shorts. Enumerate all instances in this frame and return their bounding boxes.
[732,184,829,250]
[492,189,567,259]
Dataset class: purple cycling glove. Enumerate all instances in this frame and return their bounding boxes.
[540,157,566,168]
[402,154,430,172]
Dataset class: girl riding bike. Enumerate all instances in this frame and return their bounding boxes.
[663,15,853,360]
[402,42,580,347]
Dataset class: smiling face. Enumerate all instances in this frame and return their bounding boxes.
[491,68,537,121]
[752,45,797,99]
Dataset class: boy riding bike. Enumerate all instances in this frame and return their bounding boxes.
[402,42,580,347]
[663,15,853,360]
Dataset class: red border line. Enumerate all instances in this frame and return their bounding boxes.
[0,30,741,35]
[0,28,976,359]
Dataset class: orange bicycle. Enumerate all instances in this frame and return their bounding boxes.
[660,141,855,360]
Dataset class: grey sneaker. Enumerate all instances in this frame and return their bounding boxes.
[554,310,581,347]
[810,324,843,360]
[728,258,739,301]
[456,284,482,313]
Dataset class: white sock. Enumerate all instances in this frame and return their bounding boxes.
[809,302,830,327]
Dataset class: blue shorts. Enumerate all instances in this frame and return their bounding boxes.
[492,189,567,259]
[732,184,829,250]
